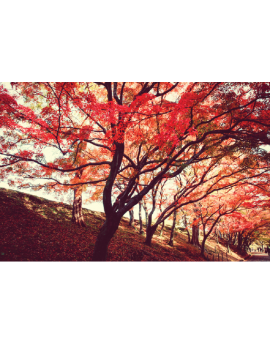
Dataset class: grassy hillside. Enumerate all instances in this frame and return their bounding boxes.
[0,187,244,261]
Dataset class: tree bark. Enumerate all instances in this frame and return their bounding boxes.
[129,209,134,227]
[186,229,191,243]
[72,185,86,227]
[138,201,144,234]
[159,221,165,237]
[216,230,219,244]
[145,193,157,245]
[168,210,177,246]
[92,215,121,261]
[232,233,237,245]
[145,225,158,246]
[143,205,148,229]
[237,232,243,251]
[92,141,124,261]
[191,222,200,247]
[201,238,206,257]
[182,215,190,243]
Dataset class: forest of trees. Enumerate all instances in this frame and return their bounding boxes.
[1,82,270,260]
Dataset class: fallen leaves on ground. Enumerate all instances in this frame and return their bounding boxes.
[0,187,228,262]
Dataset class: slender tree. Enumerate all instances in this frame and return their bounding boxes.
[168,209,177,246]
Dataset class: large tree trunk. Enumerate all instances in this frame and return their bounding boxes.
[92,141,124,261]
[72,185,86,227]
[92,215,121,261]
[191,222,200,247]
[145,225,158,246]
[168,210,177,246]
[138,201,144,234]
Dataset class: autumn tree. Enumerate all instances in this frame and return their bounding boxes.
[1,82,270,261]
